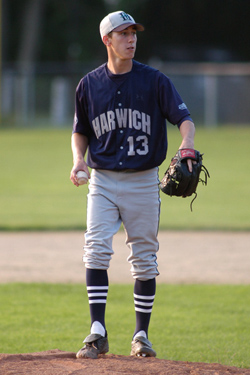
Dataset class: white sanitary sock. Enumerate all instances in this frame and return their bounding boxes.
[90,321,105,337]
[134,330,147,339]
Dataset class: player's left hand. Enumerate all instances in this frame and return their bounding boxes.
[159,148,210,210]
[178,141,195,173]
[187,158,197,173]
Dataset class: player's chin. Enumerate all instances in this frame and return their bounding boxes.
[126,48,135,57]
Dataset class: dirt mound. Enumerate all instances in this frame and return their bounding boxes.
[1,350,249,375]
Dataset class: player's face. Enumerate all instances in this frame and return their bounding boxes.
[109,26,137,60]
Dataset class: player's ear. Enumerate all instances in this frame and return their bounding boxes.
[103,35,111,46]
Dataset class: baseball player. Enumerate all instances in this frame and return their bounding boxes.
[70,10,195,359]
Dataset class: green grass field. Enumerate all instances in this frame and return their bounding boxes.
[0,125,249,230]
[0,283,249,368]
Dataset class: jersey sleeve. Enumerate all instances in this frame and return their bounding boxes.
[156,72,193,127]
[72,79,92,137]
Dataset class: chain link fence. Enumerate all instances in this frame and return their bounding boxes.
[1,62,250,127]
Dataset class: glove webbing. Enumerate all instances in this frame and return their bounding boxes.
[190,164,210,211]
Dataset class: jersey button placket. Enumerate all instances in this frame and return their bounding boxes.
[117,90,122,107]
[116,90,124,169]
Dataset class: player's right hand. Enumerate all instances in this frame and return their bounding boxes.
[70,161,90,187]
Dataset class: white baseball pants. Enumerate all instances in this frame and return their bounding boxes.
[83,168,161,280]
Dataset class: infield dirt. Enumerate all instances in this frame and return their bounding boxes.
[1,230,250,284]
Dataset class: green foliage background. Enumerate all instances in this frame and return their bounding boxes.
[0,126,249,231]
[4,0,250,63]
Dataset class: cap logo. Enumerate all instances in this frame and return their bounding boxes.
[119,12,133,22]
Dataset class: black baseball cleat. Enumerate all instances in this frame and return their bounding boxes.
[76,333,109,359]
[130,336,156,357]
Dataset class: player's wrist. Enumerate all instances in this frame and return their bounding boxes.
[73,155,85,165]
[179,138,194,150]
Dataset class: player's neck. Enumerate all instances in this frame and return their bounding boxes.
[107,59,133,75]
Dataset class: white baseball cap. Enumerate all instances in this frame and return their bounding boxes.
[100,11,144,40]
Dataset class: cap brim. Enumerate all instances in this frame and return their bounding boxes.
[112,22,145,33]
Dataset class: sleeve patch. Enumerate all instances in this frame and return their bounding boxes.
[178,103,188,110]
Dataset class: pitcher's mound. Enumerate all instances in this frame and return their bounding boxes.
[1,349,249,375]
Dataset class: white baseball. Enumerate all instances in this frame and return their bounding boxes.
[76,171,88,185]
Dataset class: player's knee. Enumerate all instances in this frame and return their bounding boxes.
[131,264,159,280]
[83,255,110,270]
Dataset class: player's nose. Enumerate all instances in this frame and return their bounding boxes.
[128,32,136,42]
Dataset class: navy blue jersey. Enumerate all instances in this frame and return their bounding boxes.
[73,60,192,171]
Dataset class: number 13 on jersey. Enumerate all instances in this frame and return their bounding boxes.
[127,135,149,156]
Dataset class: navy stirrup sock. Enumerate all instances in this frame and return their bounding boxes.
[133,278,156,339]
[86,269,109,336]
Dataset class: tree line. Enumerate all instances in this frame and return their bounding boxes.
[2,0,250,66]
